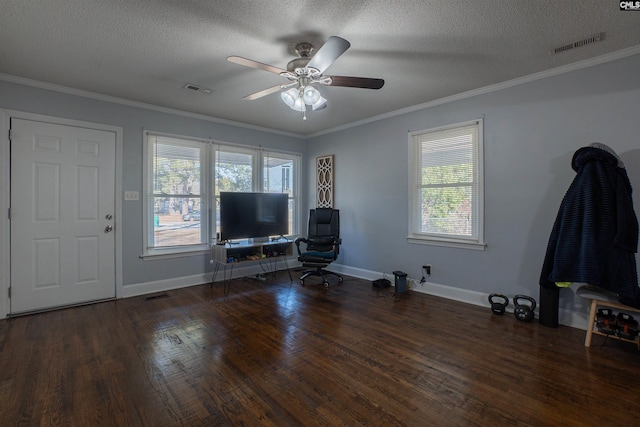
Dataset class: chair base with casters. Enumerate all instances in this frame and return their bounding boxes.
[299,262,343,288]
[295,247,343,288]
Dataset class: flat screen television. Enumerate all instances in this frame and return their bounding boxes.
[220,192,289,241]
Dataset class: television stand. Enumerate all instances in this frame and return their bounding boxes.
[210,239,293,295]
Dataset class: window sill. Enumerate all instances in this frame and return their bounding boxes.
[140,246,209,260]
[407,236,486,250]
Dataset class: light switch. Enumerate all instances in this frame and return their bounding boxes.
[124,191,139,201]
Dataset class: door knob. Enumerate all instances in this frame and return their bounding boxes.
[104,225,113,233]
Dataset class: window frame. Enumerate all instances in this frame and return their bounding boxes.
[407,119,485,250]
[262,150,301,240]
[142,131,301,258]
[143,133,209,257]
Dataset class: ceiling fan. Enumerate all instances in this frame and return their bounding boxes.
[227,36,384,120]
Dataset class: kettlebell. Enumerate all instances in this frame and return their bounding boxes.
[488,293,509,315]
[513,295,536,322]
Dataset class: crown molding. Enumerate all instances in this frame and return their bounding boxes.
[3,44,639,141]
[0,73,305,139]
[308,44,640,138]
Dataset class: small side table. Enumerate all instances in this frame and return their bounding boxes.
[576,285,640,349]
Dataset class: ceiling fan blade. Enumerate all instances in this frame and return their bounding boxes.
[243,84,283,100]
[326,75,385,89]
[307,36,351,73]
[227,56,286,75]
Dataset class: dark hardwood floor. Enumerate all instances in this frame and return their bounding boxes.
[1,271,638,426]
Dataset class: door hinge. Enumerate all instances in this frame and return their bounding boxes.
[7,208,10,220]
[8,129,12,140]
[8,287,10,298]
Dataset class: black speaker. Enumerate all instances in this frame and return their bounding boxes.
[539,286,559,328]
[372,278,390,288]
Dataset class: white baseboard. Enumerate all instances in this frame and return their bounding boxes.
[559,307,590,331]
[122,272,212,298]
[123,258,299,298]
[122,261,590,332]
[331,263,590,331]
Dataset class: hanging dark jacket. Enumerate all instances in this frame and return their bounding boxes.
[539,146,640,308]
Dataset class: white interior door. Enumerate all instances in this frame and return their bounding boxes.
[10,118,116,314]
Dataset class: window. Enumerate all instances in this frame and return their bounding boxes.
[408,119,485,249]
[144,132,301,257]
[214,146,256,237]
[263,152,299,235]
[146,135,207,251]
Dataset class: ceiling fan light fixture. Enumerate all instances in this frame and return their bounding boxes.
[280,88,298,107]
[229,36,383,120]
[302,85,321,105]
[291,96,306,112]
[310,95,327,111]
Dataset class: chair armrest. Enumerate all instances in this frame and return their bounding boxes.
[294,237,309,256]
[294,236,341,257]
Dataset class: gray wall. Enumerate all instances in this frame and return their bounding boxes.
[2,51,639,323]
[306,53,640,318]
[0,80,306,287]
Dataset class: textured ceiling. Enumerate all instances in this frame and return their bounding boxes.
[1,0,639,136]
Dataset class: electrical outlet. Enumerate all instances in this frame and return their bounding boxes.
[423,264,432,275]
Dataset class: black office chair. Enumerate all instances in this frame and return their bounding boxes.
[295,208,343,287]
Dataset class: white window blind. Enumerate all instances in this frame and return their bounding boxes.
[146,134,207,251]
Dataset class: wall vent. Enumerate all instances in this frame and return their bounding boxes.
[183,83,213,94]
[552,32,604,54]
[145,292,170,300]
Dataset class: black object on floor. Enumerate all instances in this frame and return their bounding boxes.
[372,278,390,288]
[539,286,559,327]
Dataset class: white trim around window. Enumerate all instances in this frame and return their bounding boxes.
[408,119,486,250]
[142,130,302,258]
